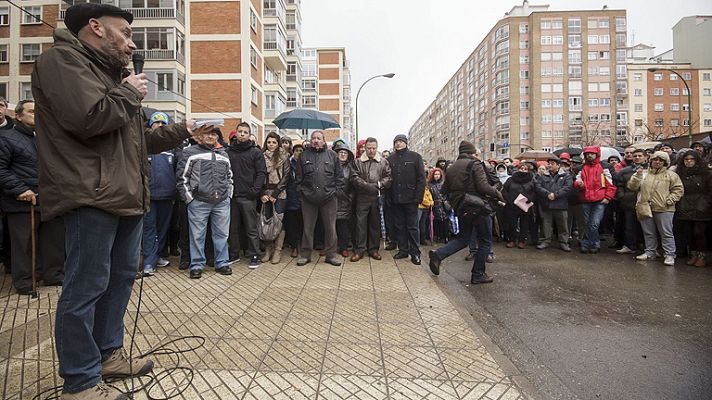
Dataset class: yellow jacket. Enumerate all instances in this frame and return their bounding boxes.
[419,186,433,209]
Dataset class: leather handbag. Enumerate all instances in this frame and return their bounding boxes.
[258,204,284,241]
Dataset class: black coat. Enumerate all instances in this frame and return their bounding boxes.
[441,155,503,213]
[296,146,344,205]
[0,122,41,213]
[429,181,449,221]
[503,171,536,212]
[387,148,425,204]
[675,165,712,221]
[227,140,266,199]
[614,164,644,210]
[534,171,573,210]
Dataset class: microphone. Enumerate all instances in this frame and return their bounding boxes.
[132,53,144,74]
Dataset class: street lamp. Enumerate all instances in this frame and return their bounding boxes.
[355,73,395,145]
[648,68,693,146]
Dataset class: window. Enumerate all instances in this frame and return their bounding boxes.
[588,51,597,60]
[21,82,33,100]
[588,35,598,44]
[569,80,582,94]
[250,9,257,31]
[705,119,712,127]
[0,82,6,100]
[670,119,679,127]
[600,19,610,28]
[634,89,643,96]
[635,119,643,127]
[553,83,563,92]
[250,46,257,67]
[541,84,551,93]
[519,40,528,49]
[704,88,711,96]
[670,87,679,96]
[704,103,712,112]
[553,36,563,45]
[519,70,529,79]
[654,88,663,96]
[616,17,626,32]
[251,85,259,105]
[541,36,552,45]
[22,6,41,25]
[671,103,680,111]
[302,79,316,90]
[156,72,173,92]
[520,56,529,64]
[599,35,610,44]
[634,73,642,81]
[599,66,610,76]
[541,99,552,108]
[542,115,552,123]
[599,82,610,92]
[177,73,185,95]
[654,104,663,112]
[0,44,7,63]
[568,35,581,48]
[542,130,552,137]
[600,98,610,106]
[654,73,663,81]
[520,132,530,140]
[520,101,529,110]
[519,24,529,33]
[21,44,40,62]
[0,7,8,26]
[588,98,599,107]
[520,117,530,125]
[599,51,609,60]
[568,50,581,64]
[683,72,692,80]
[568,18,581,33]
[588,83,598,92]
[302,94,316,108]
[541,20,551,29]
[682,103,690,111]
[634,104,643,112]
[655,119,664,127]
[588,19,598,29]
[601,114,611,122]
[552,52,562,61]
[569,65,582,78]
[569,96,582,111]
[703,73,711,81]
[552,99,564,108]
[552,19,563,29]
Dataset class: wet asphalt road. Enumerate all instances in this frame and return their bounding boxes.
[434,239,712,400]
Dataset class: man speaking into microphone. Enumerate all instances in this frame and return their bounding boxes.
[31,3,211,399]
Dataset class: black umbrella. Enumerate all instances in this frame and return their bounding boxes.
[553,147,583,157]
[273,108,340,130]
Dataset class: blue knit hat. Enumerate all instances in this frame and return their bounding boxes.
[147,111,169,127]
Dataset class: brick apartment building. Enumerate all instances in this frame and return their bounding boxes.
[408,1,628,162]
[0,0,352,144]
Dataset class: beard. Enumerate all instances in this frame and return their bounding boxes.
[100,29,131,70]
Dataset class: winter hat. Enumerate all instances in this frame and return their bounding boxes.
[458,140,476,155]
[393,134,408,146]
[547,155,561,164]
[65,3,133,35]
[228,131,237,139]
[650,150,671,166]
[147,111,169,127]
[559,152,571,161]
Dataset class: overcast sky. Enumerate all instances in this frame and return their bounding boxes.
[301,0,712,148]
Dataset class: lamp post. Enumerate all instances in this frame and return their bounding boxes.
[648,68,693,146]
[355,73,395,146]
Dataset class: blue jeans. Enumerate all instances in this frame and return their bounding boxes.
[56,207,143,393]
[581,202,606,250]
[187,198,230,271]
[435,215,492,279]
[142,199,174,270]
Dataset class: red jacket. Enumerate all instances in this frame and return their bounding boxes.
[574,146,617,202]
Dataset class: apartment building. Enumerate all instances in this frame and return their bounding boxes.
[408,1,627,162]
[301,47,353,144]
[627,64,712,142]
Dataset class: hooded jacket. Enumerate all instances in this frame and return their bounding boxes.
[31,29,189,220]
[574,146,617,203]
[176,143,233,204]
[227,139,266,199]
[351,151,392,199]
[333,141,355,220]
[627,151,683,213]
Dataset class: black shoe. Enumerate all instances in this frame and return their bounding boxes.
[44,280,63,287]
[411,255,421,265]
[227,256,241,265]
[428,250,441,276]
[589,248,600,254]
[465,253,475,261]
[179,260,190,270]
[393,252,409,259]
[580,247,590,254]
[16,287,33,295]
[325,257,342,266]
[189,269,202,279]
[216,266,232,275]
[608,242,622,249]
[470,273,494,284]
[385,242,397,251]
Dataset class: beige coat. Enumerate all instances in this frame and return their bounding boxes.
[627,151,683,213]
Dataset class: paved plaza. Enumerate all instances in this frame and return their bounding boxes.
[0,251,528,399]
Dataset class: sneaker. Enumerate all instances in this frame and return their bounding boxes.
[142,267,155,277]
[411,254,421,265]
[428,250,441,276]
[465,253,474,261]
[156,258,170,268]
[536,243,548,250]
[663,256,675,266]
[616,246,634,254]
[486,254,495,263]
[470,273,494,284]
[61,382,129,400]
[560,243,572,252]
[227,256,241,265]
[636,253,656,261]
[249,256,260,269]
[296,258,310,266]
[189,269,202,279]
[101,347,154,380]
[325,257,342,266]
[216,266,233,275]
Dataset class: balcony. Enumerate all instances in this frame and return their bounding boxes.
[264,42,288,71]
[60,7,181,22]
[287,100,298,108]
[495,123,510,132]
[134,49,184,64]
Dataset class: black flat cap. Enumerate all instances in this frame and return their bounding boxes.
[65,3,134,35]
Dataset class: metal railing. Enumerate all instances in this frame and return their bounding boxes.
[60,7,177,20]
[287,101,298,107]
[134,49,182,63]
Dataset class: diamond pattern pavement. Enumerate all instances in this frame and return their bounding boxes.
[0,251,528,399]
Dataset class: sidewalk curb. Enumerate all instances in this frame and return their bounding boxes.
[432,268,541,400]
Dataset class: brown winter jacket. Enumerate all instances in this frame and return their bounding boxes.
[441,154,503,213]
[31,29,189,221]
[351,152,392,199]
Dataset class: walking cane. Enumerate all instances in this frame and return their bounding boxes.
[378,189,387,250]
[30,202,38,299]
